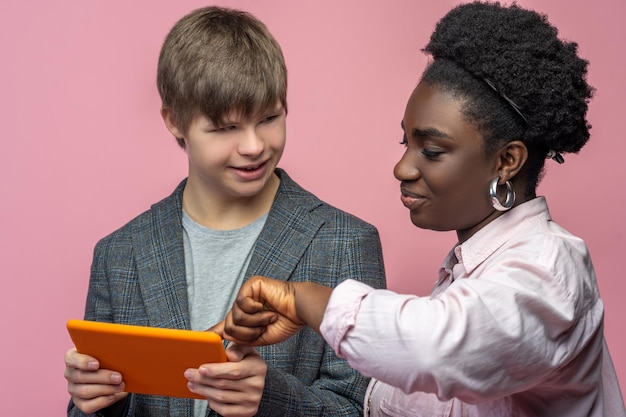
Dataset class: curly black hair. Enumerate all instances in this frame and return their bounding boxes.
[420,1,594,195]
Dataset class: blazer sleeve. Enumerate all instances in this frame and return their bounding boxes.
[67,236,126,417]
[67,230,154,417]
[68,183,192,417]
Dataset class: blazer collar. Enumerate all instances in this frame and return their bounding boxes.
[132,168,325,330]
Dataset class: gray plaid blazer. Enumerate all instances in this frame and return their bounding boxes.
[68,169,386,417]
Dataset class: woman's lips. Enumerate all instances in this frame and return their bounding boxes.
[400,188,427,209]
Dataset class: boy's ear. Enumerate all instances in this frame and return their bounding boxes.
[496,140,528,181]
[160,107,184,139]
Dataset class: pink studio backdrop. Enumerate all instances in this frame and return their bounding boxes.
[1,0,624,412]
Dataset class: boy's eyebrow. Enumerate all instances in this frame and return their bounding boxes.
[401,121,453,140]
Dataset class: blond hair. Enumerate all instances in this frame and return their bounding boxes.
[157,6,288,147]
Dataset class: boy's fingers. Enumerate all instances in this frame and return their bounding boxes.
[206,320,225,337]
[224,343,257,362]
[64,348,78,366]
[65,348,99,370]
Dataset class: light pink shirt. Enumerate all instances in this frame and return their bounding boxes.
[320,197,625,417]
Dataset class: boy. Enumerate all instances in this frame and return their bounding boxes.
[64,6,386,417]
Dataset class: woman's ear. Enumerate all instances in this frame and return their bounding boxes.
[496,140,528,181]
[160,107,184,139]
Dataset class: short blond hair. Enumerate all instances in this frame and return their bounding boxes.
[157,6,288,148]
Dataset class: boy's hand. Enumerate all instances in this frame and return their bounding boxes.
[185,343,266,417]
[64,347,128,414]
[221,276,306,346]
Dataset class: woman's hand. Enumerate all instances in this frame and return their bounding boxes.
[217,275,332,346]
[217,276,305,345]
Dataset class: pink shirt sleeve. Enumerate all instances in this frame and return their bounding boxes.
[318,221,605,403]
[320,279,374,358]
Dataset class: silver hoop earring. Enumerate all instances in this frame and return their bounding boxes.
[489,177,515,211]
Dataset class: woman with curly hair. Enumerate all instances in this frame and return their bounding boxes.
[217,2,626,416]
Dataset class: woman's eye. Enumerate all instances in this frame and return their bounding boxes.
[399,135,408,147]
[422,148,443,158]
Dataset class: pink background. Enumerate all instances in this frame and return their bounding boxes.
[1,0,624,412]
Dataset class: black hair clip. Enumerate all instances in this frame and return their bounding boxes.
[482,78,529,125]
[546,150,565,164]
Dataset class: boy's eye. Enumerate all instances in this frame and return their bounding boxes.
[261,114,278,124]
[212,125,236,132]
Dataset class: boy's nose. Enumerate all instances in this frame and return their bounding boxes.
[238,128,264,156]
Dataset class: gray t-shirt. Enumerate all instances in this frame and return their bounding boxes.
[182,210,267,417]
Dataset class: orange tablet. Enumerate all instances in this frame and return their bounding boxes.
[67,319,227,399]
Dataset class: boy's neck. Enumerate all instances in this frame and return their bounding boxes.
[181,173,279,230]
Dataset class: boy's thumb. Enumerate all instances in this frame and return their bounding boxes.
[205,320,225,338]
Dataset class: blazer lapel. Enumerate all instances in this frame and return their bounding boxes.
[132,181,191,331]
[247,169,324,281]
[130,182,195,416]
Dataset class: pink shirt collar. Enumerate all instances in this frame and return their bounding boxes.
[436,196,551,286]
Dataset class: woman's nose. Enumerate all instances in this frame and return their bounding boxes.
[393,151,420,181]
